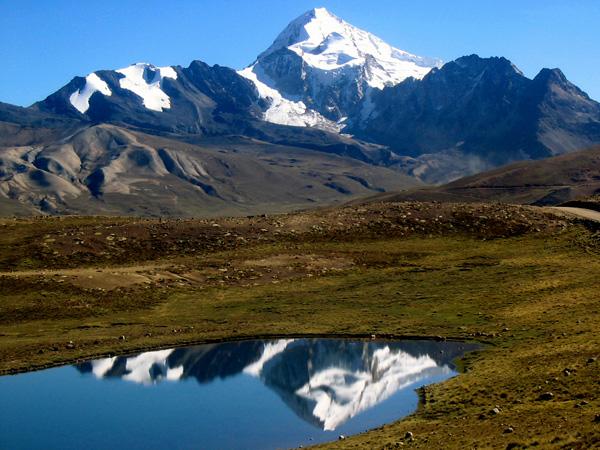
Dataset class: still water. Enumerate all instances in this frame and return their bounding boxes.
[0,338,477,450]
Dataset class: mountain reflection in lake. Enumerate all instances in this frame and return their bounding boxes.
[0,339,478,450]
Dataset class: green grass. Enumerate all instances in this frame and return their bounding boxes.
[0,210,598,448]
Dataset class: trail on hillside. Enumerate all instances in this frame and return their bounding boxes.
[549,206,600,222]
[0,263,177,290]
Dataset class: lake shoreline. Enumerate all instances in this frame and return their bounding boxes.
[1,202,598,448]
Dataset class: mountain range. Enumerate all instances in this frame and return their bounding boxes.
[1,7,599,216]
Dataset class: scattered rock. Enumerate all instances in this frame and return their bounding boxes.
[538,392,554,401]
[66,341,75,349]
[504,427,514,434]
[587,357,597,364]
[404,431,414,441]
[119,335,126,341]
[491,407,501,415]
[338,435,346,440]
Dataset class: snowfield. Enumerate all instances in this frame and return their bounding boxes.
[264,7,441,87]
[69,73,112,114]
[69,63,178,113]
[116,63,178,112]
[238,65,341,131]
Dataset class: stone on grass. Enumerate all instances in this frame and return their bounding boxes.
[538,392,554,401]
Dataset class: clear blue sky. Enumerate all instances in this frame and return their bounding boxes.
[1,0,599,106]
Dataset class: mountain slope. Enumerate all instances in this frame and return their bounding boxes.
[366,145,600,205]
[0,123,420,216]
[350,55,600,183]
[239,7,441,129]
[1,7,600,216]
[29,57,399,167]
[34,60,264,135]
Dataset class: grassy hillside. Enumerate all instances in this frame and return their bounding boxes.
[0,202,599,448]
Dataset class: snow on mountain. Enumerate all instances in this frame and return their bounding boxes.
[65,8,440,131]
[262,7,441,87]
[238,66,341,131]
[68,63,177,114]
[116,63,178,112]
[69,73,112,114]
[239,7,442,128]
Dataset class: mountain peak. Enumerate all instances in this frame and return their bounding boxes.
[306,6,334,18]
[452,54,523,75]
[534,67,568,85]
[240,6,443,129]
[257,8,441,85]
[291,7,338,27]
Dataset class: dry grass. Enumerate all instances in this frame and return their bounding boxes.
[0,202,598,449]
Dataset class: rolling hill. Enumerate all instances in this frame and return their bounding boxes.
[364,145,600,205]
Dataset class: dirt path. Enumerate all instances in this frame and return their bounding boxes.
[549,206,600,222]
[0,263,181,290]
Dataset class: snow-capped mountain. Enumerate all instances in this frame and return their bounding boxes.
[2,7,600,216]
[68,63,178,114]
[239,7,442,129]
[348,55,600,183]
[34,60,264,134]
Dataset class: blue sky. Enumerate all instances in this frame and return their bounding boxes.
[1,0,599,106]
